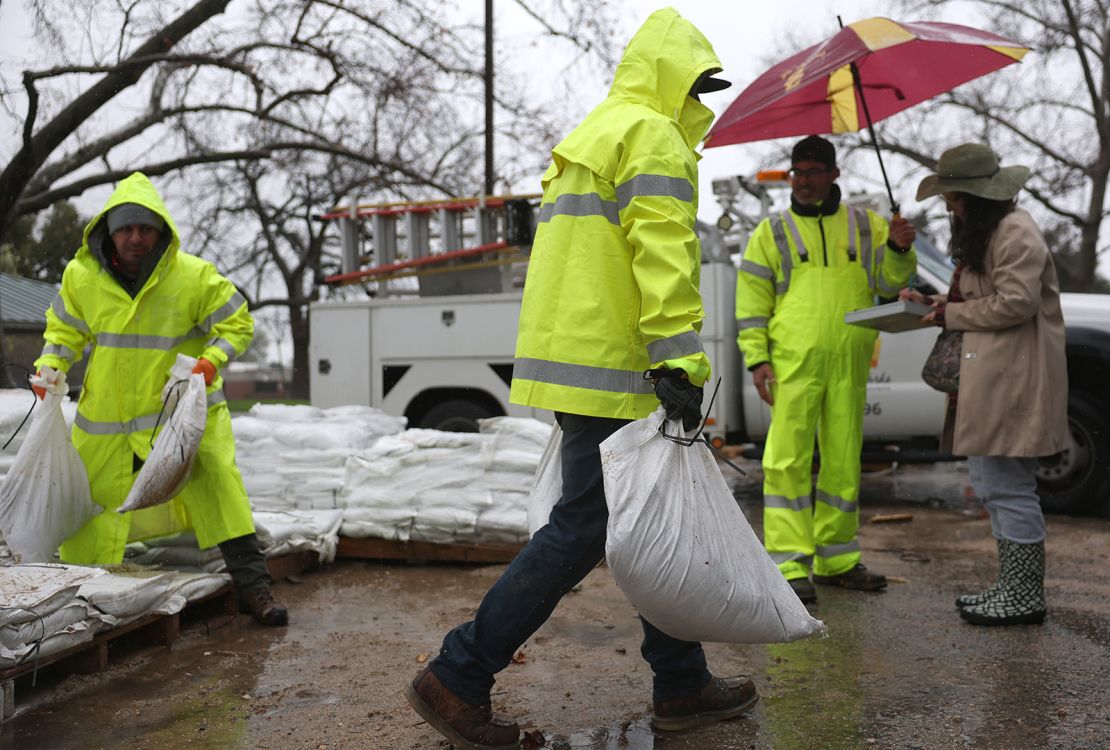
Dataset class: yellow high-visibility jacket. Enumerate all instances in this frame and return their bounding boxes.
[509,7,721,419]
[35,172,255,563]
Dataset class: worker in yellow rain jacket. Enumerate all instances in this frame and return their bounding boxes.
[34,172,287,626]
[405,10,757,749]
[737,136,917,604]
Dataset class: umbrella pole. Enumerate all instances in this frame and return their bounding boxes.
[849,61,899,215]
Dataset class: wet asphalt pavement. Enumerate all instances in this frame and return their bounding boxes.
[3,460,1109,750]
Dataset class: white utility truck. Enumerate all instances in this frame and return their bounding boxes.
[310,187,1110,517]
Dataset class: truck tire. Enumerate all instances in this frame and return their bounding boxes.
[1036,391,1110,517]
[417,399,493,433]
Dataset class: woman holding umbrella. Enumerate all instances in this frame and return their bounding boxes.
[902,143,1068,626]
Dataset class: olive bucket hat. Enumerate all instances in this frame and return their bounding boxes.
[915,143,1030,202]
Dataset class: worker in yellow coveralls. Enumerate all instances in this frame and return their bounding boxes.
[35,172,286,626]
[736,136,917,604]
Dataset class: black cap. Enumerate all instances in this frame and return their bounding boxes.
[792,135,836,168]
[694,69,731,94]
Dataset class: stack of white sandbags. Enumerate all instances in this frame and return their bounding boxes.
[0,564,111,669]
[341,417,551,545]
[232,404,406,512]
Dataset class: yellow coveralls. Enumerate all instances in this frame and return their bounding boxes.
[509,9,719,416]
[35,172,256,564]
[737,198,916,579]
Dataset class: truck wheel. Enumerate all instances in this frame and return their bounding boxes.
[417,399,493,433]
[1036,391,1110,517]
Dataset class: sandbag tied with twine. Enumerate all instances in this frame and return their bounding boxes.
[0,368,101,562]
[600,408,826,644]
[118,354,208,513]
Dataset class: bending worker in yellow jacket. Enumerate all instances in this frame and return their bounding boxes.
[35,172,286,626]
[737,136,917,605]
[405,10,757,749]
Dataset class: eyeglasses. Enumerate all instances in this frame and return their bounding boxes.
[788,167,830,180]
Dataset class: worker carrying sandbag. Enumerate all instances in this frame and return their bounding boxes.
[0,368,101,562]
[32,172,286,626]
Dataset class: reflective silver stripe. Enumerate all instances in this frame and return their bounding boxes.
[74,389,225,435]
[204,292,246,332]
[615,174,693,212]
[208,338,238,360]
[514,357,654,395]
[537,193,619,226]
[782,212,809,262]
[646,331,705,363]
[769,215,794,294]
[847,207,858,260]
[770,551,814,566]
[40,342,77,361]
[816,540,861,558]
[854,207,873,287]
[763,493,813,512]
[75,411,161,435]
[737,316,769,330]
[739,259,774,281]
[97,328,207,350]
[872,240,901,295]
[858,207,873,258]
[816,489,858,514]
[51,295,89,333]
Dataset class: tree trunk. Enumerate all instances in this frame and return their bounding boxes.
[289,303,310,400]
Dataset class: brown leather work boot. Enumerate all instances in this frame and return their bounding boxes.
[652,675,760,731]
[813,563,888,591]
[238,586,289,627]
[404,667,521,750]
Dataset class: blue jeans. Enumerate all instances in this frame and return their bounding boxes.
[967,456,1046,544]
[431,412,710,705]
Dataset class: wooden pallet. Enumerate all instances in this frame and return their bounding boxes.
[336,536,523,564]
[0,585,236,722]
[0,550,319,723]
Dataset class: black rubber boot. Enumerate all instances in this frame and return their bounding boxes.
[960,539,1046,626]
[956,537,1008,609]
[218,533,288,627]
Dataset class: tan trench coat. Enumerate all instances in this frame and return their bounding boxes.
[942,208,1069,457]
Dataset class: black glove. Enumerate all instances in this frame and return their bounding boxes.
[649,368,703,431]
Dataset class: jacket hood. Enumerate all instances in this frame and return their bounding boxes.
[80,172,181,293]
[609,8,722,137]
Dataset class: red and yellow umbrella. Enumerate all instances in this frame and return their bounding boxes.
[705,18,1029,147]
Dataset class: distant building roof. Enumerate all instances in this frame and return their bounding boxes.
[1,272,58,327]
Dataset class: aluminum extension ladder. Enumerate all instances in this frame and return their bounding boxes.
[320,195,538,297]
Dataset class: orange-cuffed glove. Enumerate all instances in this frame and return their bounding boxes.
[32,371,46,400]
[192,357,217,386]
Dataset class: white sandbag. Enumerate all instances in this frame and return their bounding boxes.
[0,369,101,562]
[0,617,98,668]
[601,409,826,644]
[164,570,231,602]
[0,564,103,627]
[78,569,181,620]
[118,355,207,513]
[0,599,113,651]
